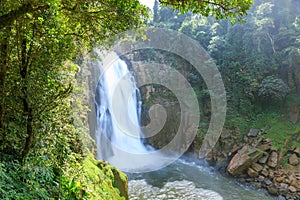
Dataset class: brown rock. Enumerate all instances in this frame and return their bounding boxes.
[269,171,274,179]
[289,154,299,166]
[258,175,265,182]
[288,185,297,193]
[278,183,289,194]
[291,179,299,189]
[267,186,278,195]
[252,137,262,147]
[227,145,266,175]
[294,147,300,157]
[251,163,263,172]
[231,145,241,154]
[276,176,285,183]
[284,164,294,171]
[279,183,289,188]
[285,178,291,184]
[267,151,278,168]
[261,168,269,177]
[257,144,272,151]
[248,168,259,178]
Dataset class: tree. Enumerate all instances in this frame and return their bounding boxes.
[159,0,253,20]
[0,0,147,161]
[258,76,290,105]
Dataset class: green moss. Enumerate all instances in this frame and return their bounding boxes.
[81,153,127,200]
[252,112,300,150]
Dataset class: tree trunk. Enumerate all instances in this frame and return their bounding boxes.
[19,38,34,161]
[21,106,33,160]
[0,28,9,159]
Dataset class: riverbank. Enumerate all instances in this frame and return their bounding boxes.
[128,159,274,200]
[225,131,300,200]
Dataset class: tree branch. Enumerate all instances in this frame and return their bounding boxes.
[0,3,50,30]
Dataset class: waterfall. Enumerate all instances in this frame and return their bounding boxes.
[95,57,152,172]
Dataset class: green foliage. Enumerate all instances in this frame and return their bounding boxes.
[0,0,147,159]
[258,76,290,103]
[0,1,148,199]
[79,153,127,200]
[0,152,128,200]
[148,0,300,154]
[252,112,300,150]
[158,0,253,20]
[0,159,57,200]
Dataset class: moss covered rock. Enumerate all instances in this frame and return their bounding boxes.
[82,153,128,200]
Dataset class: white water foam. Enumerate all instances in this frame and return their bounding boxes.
[129,179,223,200]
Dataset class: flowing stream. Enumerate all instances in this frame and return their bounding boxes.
[128,159,274,200]
[95,57,274,199]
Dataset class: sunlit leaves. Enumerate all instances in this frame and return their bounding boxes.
[159,0,254,20]
[0,0,147,159]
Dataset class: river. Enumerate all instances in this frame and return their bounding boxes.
[128,158,274,200]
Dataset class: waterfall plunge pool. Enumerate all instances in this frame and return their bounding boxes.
[128,158,274,200]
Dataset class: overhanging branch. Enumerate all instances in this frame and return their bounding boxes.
[0,3,50,29]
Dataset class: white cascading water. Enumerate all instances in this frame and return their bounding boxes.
[95,57,152,171]
[93,55,273,200]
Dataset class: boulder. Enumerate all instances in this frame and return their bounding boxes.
[247,168,259,178]
[227,145,267,175]
[258,175,265,182]
[276,176,285,183]
[278,183,289,194]
[291,179,299,189]
[267,186,278,195]
[269,170,275,179]
[267,151,278,168]
[289,154,299,166]
[284,164,294,171]
[251,163,263,172]
[294,147,300,157]
[230,144,241,154]
[259,154,269,164]
[248,128,259,137]
[257,144,272,151]
[288,185,297,193]
[261,168,269,177]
